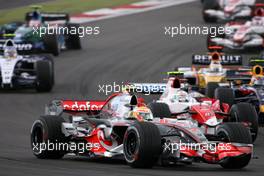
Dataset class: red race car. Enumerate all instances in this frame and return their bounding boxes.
[127,76,259,142]
[31,92,253,169]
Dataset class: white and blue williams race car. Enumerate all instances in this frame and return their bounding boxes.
[0,39,54,92]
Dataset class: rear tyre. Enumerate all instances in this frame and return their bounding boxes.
[203,13,217,23]
[36,60,54,92]
[148,102,171,118]
[229,103,258,142]
[123,122,161,168]
[214,87,235,107]
[43,33,60,56]
[66,23,81,50]
[30,116,67,159]
[202,0,219,23]
[41,54,55,85]
[205,82,219,98]
[216,123,252,169]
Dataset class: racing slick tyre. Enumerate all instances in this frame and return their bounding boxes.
[216,123,252,169]
[214,87,235,107]
[43,54,55,85]
[43,33,60,56]
[123,122,161,168]
[36,60,54,92]
[202,0,219,23]
[148,102,171,118]
[66,23,81,50]
[205,82,219,98]
[30,115,67,159]
[229,103,259,142]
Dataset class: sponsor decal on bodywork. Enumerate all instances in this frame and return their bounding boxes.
[0,43,33,50]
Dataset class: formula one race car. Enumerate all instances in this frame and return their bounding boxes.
[208,8,264,51]
[173,49,250,97]
[0,6,81,56]
[202,0,256,23]
[31,92,253,169]
[0,39,54,92]
[213,62,264,124]
[127,75,259,142]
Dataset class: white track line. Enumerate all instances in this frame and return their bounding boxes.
[70,0,197,23]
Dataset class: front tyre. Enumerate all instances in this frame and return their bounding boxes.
[214,87,235,108]
[43,33,60,56]
[36,60,54,92]
[202,0,219,23]
[216,123,252,169]
[203,12,217,23]
[123,122,161,168]
[205,82,219,98]
[148,102,171,118]
[66,23,82,50]
[229,103,258,142]
[30,116,67,159]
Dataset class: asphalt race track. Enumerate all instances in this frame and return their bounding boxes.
[0,1,263,176]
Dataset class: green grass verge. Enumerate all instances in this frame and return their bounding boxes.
[0,0,140,24]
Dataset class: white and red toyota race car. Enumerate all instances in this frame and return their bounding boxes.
[31,92,253,169]
[203,0,256,23]
[128,74,258,142]
[208,8,264,50]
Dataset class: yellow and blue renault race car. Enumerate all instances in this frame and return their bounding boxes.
[174,47,250,97]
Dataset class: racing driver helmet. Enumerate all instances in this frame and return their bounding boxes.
[128,106,154,121]
[175,90,189,102]
[209,60,223,72]
[28,11,42,27]
[209,53,223,72]
[4,46,17,59]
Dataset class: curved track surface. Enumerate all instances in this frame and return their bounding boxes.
[0,1,263,176]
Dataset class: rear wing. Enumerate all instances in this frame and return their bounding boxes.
[62,100,105,112]
[192,54,242,65]
[166,71,196,85]
[166,71,185,78]
[125,83,166,94]
[45,100,105,116]
[225,69,252,84]
[25,12,69,23]
[0,37,33,51]
[249,57,264,67]
[0,22,23,35]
